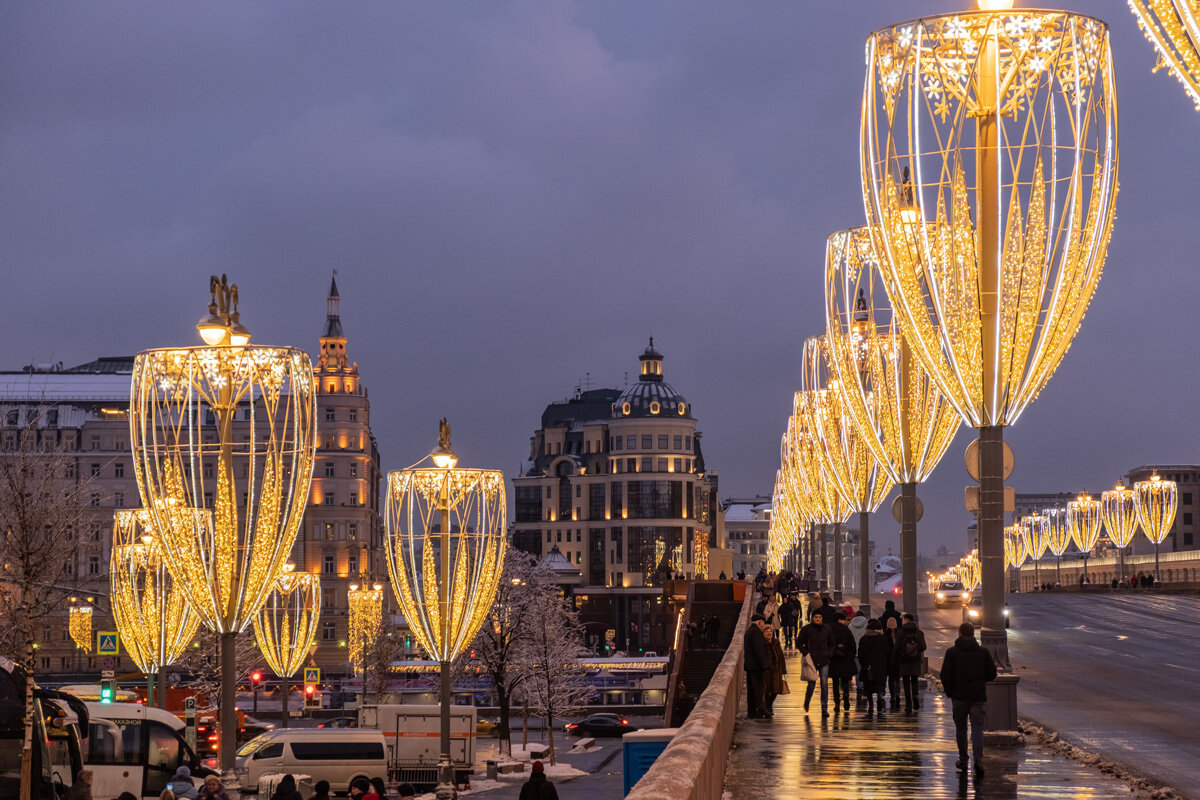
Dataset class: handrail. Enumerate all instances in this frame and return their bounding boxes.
[662,580,696,726]
[627,584,754,800]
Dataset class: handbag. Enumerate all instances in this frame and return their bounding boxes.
[780,678,791,695]
[800,653,819,682]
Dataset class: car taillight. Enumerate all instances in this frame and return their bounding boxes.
[621,719,628,724]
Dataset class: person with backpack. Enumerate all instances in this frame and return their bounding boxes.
[941,622,998,778]
[894,613,927,712]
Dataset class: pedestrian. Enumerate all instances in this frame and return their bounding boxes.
[941,622,998,778]
[763,624,787,716]
[159,789,175,800]
[685,619,697,650]
[828,613,858,712]
[198,775,229,800]
[848,612,869,704]
[64,770,93,800]
[763,593,781,629]
[894,613,927,713]
[737,570,746,580]
[806,592,822,623]
[168,766,199,800]
[270,775,304,800]
[742,613,771,718]
[116,793,138,800]
[719,570,727,579]
[706,614,721,648]
[368,778,387,800]
[519,760,560,800]
[883,616,902,709]
[780,593,801,650]
[797,610,834,716]
[816,595,838,628]
[397,783,417,799]
[309,780,333,800]
[879,599,902,629]
[857,619,891,715]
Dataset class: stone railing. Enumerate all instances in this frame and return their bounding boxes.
[626,585,753,800]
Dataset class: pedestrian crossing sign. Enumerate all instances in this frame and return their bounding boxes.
[97,632,119,656]
[303,667,320,684]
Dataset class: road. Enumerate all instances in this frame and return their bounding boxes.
[918,591,1200,795]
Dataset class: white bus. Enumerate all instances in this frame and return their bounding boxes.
[0,659,86,800]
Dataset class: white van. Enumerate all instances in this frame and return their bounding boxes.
[234,729,387,795]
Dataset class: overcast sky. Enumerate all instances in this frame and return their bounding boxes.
[3,1,1197,558]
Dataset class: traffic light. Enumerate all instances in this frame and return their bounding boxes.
[251,672,262,687]
[304,683,319,709]
[99,679,113,704]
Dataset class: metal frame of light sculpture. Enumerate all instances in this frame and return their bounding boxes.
[1043,507,1072,587]
[862,6,1119,661]
[1133,472,1178,584]
[781,410,817,578]
[802,334,894,609]
[1101,481,1139,583]
[384,422,506,795]
[130,277,318,770]
[68,598,93,654]
[110,509,202,707]
[253,565,320,729]
[1129,0,1200,109]
[825,226,961,614]
[792,390,852,592]
[1020,513,1049,589]
[1066,491,1103,582]
[347,582,384,674]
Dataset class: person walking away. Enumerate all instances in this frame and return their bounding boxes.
[797,611,834,716]
[270,775,304,800]
[806,592,822,623]
[879,599,902,629]
[816,595,838,627]
[707,614,721,649]
[941,622,998,778]
[168,767,199,800]
[519,760,560,800]
[197,775,229,800]
[883,616,903,709]
[848,612,868,703]
[397,783,417,799]
[894,613,927,712]
[828,613,858,712]
[857,619,891,715]
[309,780,333,800]
[763,624,787,716]
[64,770,93,800]
[780,594,801,650]
[742,613,771,718]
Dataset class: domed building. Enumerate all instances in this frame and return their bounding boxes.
[510,340,721,653]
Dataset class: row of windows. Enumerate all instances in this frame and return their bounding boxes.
[323,407,360,422]
[611,434,692,453]
[323,461,362,478]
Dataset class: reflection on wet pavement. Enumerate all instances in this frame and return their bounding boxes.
[724,652,1135,799]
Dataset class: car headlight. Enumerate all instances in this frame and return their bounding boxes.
[968,609,979,618]
[936,592,945,599]
[1003,609,1009,616]
[962,593,970,601]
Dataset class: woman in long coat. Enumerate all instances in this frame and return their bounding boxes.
[763,625,787,715]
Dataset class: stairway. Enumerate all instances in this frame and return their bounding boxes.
[665,581,747,726]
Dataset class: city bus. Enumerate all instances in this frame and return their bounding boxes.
[0,656,86,800]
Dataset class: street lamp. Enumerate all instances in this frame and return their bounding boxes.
[1133,472,1178,586]
[1043,508,1072,588]
[1101,481,1140,584]
[253,565,320,729]
[131,276,318,772]
[825,227,961,615]
[1128,0,1200,109]
[1067,491,1103,584]
[384,421,507,799]
[802,335,894,612]
[862,2,1119,668]
[110,509,201,708]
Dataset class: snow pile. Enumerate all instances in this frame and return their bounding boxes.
[1018,721,1183,800]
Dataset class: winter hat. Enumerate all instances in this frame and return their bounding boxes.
[866,619,882,630]
[173,766,191,781]
[532,761,545,773]
[750,613,765,622]
[314,781,331,795]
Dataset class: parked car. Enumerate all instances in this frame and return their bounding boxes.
[317,716,358,728]
[934,580,970,609]
[563,714,636,738]
[476,717,497,736]
[963,595,1010,628]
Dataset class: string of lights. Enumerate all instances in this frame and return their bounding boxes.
[1128,0,1200,109]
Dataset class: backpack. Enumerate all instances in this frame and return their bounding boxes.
[902,631,921,660]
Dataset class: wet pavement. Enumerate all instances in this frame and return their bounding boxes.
[724,648,1141,800]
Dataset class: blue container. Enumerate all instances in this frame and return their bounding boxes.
[622,728,678,796]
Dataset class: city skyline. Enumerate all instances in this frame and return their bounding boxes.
[3,0,1198,556]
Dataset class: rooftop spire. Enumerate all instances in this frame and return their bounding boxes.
[323,269,343,338]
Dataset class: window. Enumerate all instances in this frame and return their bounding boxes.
[641,457,652,472]
[589,484,606,521]
[1184,493,1194,505]
[323,554,335,575]
[557,531,563,543]
[626,435,636,450]
[91,436,101,451]
[546,486,552,499]
[547,531,552,543]
[658,435,669,450]
[254,742,285,760]
[1185,513,1194,526]
[325,462,335,477]
[113,462,124,478]
[348,552,358,575]
[114,492,124,508]
[576,552,582,564]
[348,523,358,541]
[673,435,682,450]
[325,524,335,541]
[349,409,358,421]
[324,492,335,505]
[516,486,543,523]
[641,435,652,450]
[90,494,100,507]
[575,485,581,498]
[90,463,100,477]
[325,408,336,422]
[349,463,358,478]
[613,437,623,451]
[64,463,74,479]
[657,459,667,473]
[649,401,661,415]
[685,436,692,451]
[4,410,15,426]
[350,492,358,506]
[203,462,214,478]
[88,556,100,575]
[90,524,101,542]
[204,492,213,508]
[291,741,384,760]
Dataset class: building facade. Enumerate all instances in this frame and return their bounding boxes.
[722,496,770,578]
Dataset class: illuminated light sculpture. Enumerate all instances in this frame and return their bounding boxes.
[1067,491,1104,582]
[862,5,1119,664]
[131,276,318,770]
[110,509,201,708]
[1003,525,1023,570]
[693,530,710,579]
[825,227,960,614]
[1128,0,1200,109]
[802,335,894,611]
[1101,481,1140,583]
[347,582,383,672]
[384,421,506,797]
[778,414,815,576]
[1043,508,1072,587]
[68,598,93,654]
[1133,472,1178,585]
[791,391,852,591]
[1021,514,1050,590]
[253,565,320,729]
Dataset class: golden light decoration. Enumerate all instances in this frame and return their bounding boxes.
[788,390,852,586]
[68,598,93,653]
[1101,481,1140,549]
[1003,525,1024,570]
[1134,472,1178,581]
[1043,508,1072,559]
[384,433,507,663]
[253,565,321,681]
[1128,0,1200,109]
[109,509,201,676]
[1067,491,1104,556]
[862,8,1119,429]
[130,344,318,634]
[1021,514,1050,563]
[693,530,710,579]
[347,582,383,670]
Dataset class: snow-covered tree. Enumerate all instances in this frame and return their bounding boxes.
[521,586,589,765]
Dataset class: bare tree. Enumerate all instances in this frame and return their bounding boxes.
[521,586,589,765]
[360,616,406,703]
[175,628,259,714]
[0,410,95,800]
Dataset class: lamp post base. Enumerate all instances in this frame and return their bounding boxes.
[435,759,458,800]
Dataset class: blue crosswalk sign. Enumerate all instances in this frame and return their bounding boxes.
[303,667,320,684]
[97,632,119,656]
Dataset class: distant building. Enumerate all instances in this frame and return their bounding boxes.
[722,496,771,578]
[1011,493,1075,527]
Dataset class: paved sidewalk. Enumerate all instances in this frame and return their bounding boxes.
[724,651,1138,799]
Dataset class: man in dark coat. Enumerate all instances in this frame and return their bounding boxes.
[894,613,927,712]
[797,610,834,716]
[941,622,998,777]
[743,613,771,718]
[828,613,858,711]
[780,594,802,650]
[857,619,891,715]
[879,599,902,629]
[815,595,839,628]
[519,761,560,800]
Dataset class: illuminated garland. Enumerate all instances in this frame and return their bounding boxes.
[1067,492,1104,554]
[1101,482,1140,549]
[68,599,93,653]
[253,566,321,680]
[1021,514,1050,562]
[347,583,383,669]
[1128,0,1200,109]
[1043,508,1072,558]
[1134,473,1178,545]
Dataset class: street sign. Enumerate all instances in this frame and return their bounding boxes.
[100,670,114,680]
[99,656,116,671]
[184,697,196,712]
[890,496,925,524]
[303,667,320,684]
[290,711,303,718]
[964,439,1015,482]
[97,632,119,656]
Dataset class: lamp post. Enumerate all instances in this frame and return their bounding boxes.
[824,227,961,616]
[1101,481,1140,584]
[384,421,507,799]
[1067,492,1103,585]
[862,2,1119,672]
[110,509,201,708]
[131,276,317,772]
[1133,472,1178,586]
[1128,0,1200,109]
[253,565,320,729]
